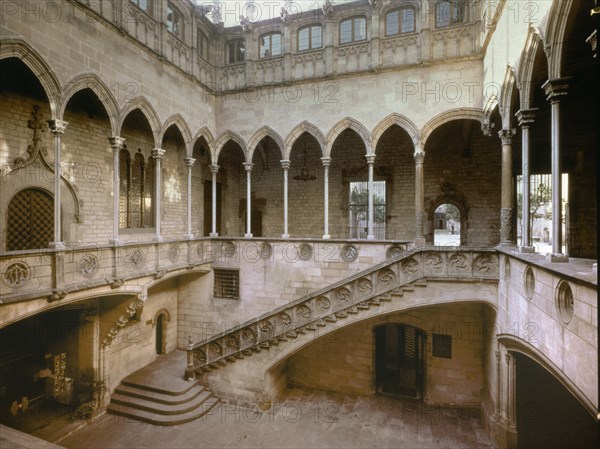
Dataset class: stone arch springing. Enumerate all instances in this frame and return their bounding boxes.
[191,127,215,157]
[160,113,193,154]
[516,25,547,110]
[59,73,120,135]
[283,121,326,160]
[498,66,518,129]
[544,0,575,80]
[247,126,285,161]
[371,113,419,154]
[0,39,61,117]
[420,108,486,149]
[325,117,371,157]
[118,97,162,148]
[213,130,248,164]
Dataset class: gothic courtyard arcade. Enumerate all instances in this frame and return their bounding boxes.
[0,1,598,448]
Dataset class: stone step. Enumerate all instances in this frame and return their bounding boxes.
[108,397,220,426]
[121,378,199,397]
[110,389,213,415]
[114,383,207,406]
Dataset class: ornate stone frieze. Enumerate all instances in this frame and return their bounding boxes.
[78,254,99,277]
[3,262,33,289]
[340,244,359,262]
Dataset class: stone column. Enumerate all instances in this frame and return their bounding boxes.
[244,162,254,238]
[281,160,291,238]
[47,119,68,250]
[414,149,426,245]
[542,78,570,262]
[505,352,517,434]
[184,157,196,240]
[366,154,376,240]
[498,129,516,246]
[109,137,125,244]
[152,148,166,241]
[209,164,219,237]
[516,109,537,252]
[321,157,331,239]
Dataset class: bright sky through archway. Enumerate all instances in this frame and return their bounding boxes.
[195,0,354,27]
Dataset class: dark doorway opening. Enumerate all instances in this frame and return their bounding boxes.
[204,181,221,236]
[155,314,165,355]
[375,324,425,399]
[251,210,263,237]
[515,353,597,449]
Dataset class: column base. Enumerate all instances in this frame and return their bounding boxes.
[519,246,535,253]
[184,234,195,240]
[209,233,219,237]
[546,253,569,263]
[281,234,290,239]
[322,234,331,240]
[367,235,375,240]
[415,237,426,247]
[244,233,253,239]
[50,241,67,250]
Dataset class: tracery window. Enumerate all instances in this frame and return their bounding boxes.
[259,32,282,58]
[298,25,323,51]
[197,29,209,59]
[119,149,155,229]
[435,0,467,28]
[340,16,367,44]
[6,188,54,251]
[227,39,245,64]
[166,3,182,37]
[385,6,416,36]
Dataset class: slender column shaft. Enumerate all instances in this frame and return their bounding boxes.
[498,129,516,245]
[281,160,291,238]
[109,137,125,244]
[516,109,537,252]
[366,153,376,240]
[322,157,331,239]
[184,158,196,239]
[543,78,570,260]
[414,149,425,244]
[210,164,219,237]
[244,162,253,238]
[152,148,166,241]
[47,119,68,249]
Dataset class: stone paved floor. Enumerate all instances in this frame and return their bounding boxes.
[60,387,496,449]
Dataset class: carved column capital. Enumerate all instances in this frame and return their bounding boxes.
[365,154,376,165]
[321,157,331,167]
[209,164,220,175]
[280,159,291,170]
[108,136,126,150]
[184,157,196,168]
[498,129,516,145]
[47,119,68,134]
[414,151,425,165]
[152,148,166,159]
[482,122,495,136]
[243,162,254,172]
[542,77,571,104]
[516,108,539,128]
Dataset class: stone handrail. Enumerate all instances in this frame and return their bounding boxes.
[185,247,499,378]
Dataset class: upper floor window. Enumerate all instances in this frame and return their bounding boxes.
[130,0,149,12]
[259,32,282,58]
[166,3,182,37]
[435,0,467,28]
[7,188,54,251]
[197,29,209,59]
[119,149,155,229]
[340,16,367,44]
[298,25,323,51]
[227,39,245,64]
[385,6,416,36]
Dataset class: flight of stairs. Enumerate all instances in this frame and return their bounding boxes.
[107,377,220,426]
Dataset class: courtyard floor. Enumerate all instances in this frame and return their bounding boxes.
[59,387,495,449]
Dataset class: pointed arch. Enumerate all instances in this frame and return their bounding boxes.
[516,25,546,110]
[371,113,419,154]
[59,72,120,135]
[118,97,162,148]
[0,39,61,117]
[421,108,486,149]
[192,126,215,148]
[283,121,326,160]
[498,66,518,129]
[544,0,574,80]
[213,130,248,164]
[160,113,193,153]
[247,126,285,161]
[325,117,371,157]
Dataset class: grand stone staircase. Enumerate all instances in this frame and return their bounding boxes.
[185,247,499,380]
[108,350,220,425]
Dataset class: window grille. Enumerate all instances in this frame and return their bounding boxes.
[214,269,240,299]
[432,334,452,358]
[7,188,54,251]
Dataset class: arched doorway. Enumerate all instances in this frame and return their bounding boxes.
[375,324,425,399]
[155,313,167,355]
[434,203,461,246]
